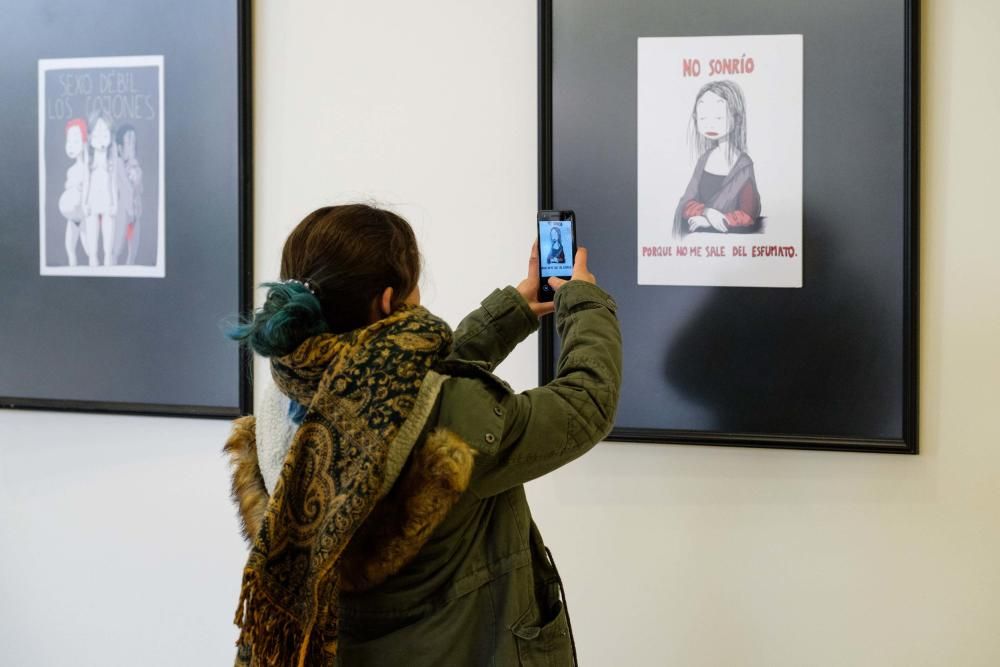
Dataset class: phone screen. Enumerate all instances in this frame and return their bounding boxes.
[537,211,576,302]
[538,219,574,279]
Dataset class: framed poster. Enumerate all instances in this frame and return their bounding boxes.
[0,1,253,417]
[538,0,918,453]
[38,55,166,278]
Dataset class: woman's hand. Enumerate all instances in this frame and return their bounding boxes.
[705,208,729,232]
[547,247,596,291]
[688,215,710,232]
[516,241,556,318]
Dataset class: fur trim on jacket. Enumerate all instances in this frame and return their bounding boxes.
[223,415,475,592]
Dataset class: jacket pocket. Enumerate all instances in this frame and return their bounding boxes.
[511,595,574,667]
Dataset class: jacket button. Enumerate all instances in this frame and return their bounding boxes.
[493,406,503,417]
[485,433,496,444]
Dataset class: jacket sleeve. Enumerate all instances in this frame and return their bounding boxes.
[446,286,540,370]
[461,281,622,497]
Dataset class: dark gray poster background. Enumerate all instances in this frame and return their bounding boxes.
[0,1,241,410]
[552,0,907,440]
[42,64,161,268]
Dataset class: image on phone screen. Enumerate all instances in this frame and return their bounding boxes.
[539,220,574,279]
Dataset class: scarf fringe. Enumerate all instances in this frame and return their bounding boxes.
[234,571,316,667]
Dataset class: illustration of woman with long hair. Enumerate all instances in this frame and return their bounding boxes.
[82,110,118,266]
[673,80,761,238]
[547,225,565,264]
[113,124,143,265]
[58,118,90,266]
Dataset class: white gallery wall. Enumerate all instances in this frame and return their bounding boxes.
[1,0,999,665]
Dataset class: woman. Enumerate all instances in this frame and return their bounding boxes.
[58,118,89,266]
[83,111,118,266]
[113,124,143,265]
[225,204,621,666]
[547,225,565,264]
[673,79,762,238]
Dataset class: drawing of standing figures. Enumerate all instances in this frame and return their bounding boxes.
[113,124,143,265]
[58,118,90,266]
[83,111,118,266]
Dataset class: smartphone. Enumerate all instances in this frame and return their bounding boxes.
[537,210,577,302]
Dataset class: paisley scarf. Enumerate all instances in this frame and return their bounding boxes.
[234,306,458,666]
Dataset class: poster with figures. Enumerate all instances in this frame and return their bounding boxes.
[637,35,803,288]
[38,56,164,277]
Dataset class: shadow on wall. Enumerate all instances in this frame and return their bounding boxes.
[662,215,898,440]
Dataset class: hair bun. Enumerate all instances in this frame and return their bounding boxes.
[228,281,328,357]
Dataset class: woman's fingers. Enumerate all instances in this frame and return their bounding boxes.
[573,248,596,284]
[516,240,549,315]
[573,247,588,276]
[525,240,538,285]
[531,301,556,317]
[706,209,728,232]
[548,247,597,293]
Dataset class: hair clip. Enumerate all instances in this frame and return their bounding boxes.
[284,278,317,296]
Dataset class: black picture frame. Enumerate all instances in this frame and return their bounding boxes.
[538,0,918,453]
[0,0,253,418]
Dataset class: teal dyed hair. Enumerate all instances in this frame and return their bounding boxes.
[228,281,329,357]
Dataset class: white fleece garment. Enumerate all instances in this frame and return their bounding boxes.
[256,381,297,495]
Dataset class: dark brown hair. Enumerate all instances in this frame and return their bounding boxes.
[281,204,421,334]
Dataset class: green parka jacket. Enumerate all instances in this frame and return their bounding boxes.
[227,281,621,666]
